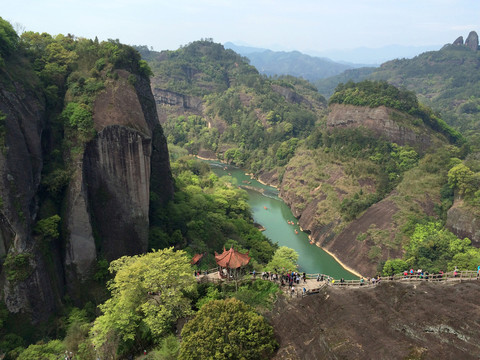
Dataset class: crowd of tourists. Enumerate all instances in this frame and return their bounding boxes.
[251,265,480,296]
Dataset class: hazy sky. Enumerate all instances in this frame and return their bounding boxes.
[3,0,479,53]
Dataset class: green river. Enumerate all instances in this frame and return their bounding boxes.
[207,161,357,279]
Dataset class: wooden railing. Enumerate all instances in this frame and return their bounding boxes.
[328,270,479,288]
[196,269,479,297]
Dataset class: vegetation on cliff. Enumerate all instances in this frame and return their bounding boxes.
[329,80,464,144]
[0,17,18,67]
[9,29,156,238]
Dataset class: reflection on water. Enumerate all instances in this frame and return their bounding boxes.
[207,161,356,279]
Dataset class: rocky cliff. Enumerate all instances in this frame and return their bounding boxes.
[153,88,203,123]
[327,104,441,151]
[0,64,173,321]
[446,198,480,247]
[465,31,479,51]
[65,70,173,282]
[277,157,406,277]
[0,63,61,321]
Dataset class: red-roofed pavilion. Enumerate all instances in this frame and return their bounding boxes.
[191,253,204,265]
[215,247,251,280]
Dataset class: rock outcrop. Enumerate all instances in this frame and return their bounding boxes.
[153,88,203,123]
[270,281,480,359]
[465,31,479,51]
[84,125,151,260]
[65,70,173,281]
[0,65,173,321]
[446,199,480,247]
[321,196,402,276]
[453,36,464,46]
[0,66,61,322]
[271,84,313,109]
[327,104,438,151]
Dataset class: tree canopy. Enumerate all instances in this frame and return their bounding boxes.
[0,17,18,63]
[91,248,196,354]
[263,246,299,272]
[404,221,479,273]
[179,298,277,359]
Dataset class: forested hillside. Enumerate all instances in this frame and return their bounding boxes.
[142,39,480,277]
[137,40,327,173]
[316,31,480,150]
[2,16,480,358]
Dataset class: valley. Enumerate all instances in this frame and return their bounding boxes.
[1,14,480,359]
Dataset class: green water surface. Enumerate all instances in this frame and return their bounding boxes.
[208,161,357,279]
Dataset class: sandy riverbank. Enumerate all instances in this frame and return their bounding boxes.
[194,154,219,161]
[313,239,363,278]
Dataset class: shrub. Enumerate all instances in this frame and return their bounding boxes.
[3,252,33,283]
[382,259,408,276]
[17,340,65,360]
[34,214,61,241]
[0,17,18,59]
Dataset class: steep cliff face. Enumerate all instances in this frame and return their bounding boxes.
[327,104,439,151]
[446,199,480,247]
[153,88,203,123]
[278,160,403,276]
[83,125,151,260]
[0,59,173,320]
[65,70,173,280]
[271,84,313,109]
[0,65,60,321]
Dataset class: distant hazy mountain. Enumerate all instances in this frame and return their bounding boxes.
[224,42,270,55]
[304,44,441,65]
[224,42,361,82]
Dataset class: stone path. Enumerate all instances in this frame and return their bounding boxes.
[197,270,480,298]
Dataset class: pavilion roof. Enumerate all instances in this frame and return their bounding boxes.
[214,247,251,269]
[191,253,204,265]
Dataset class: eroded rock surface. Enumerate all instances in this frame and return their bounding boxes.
[446,199,480,247]
[327,104,437,150]
[465,31,479,51]
[269,281,480,359]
